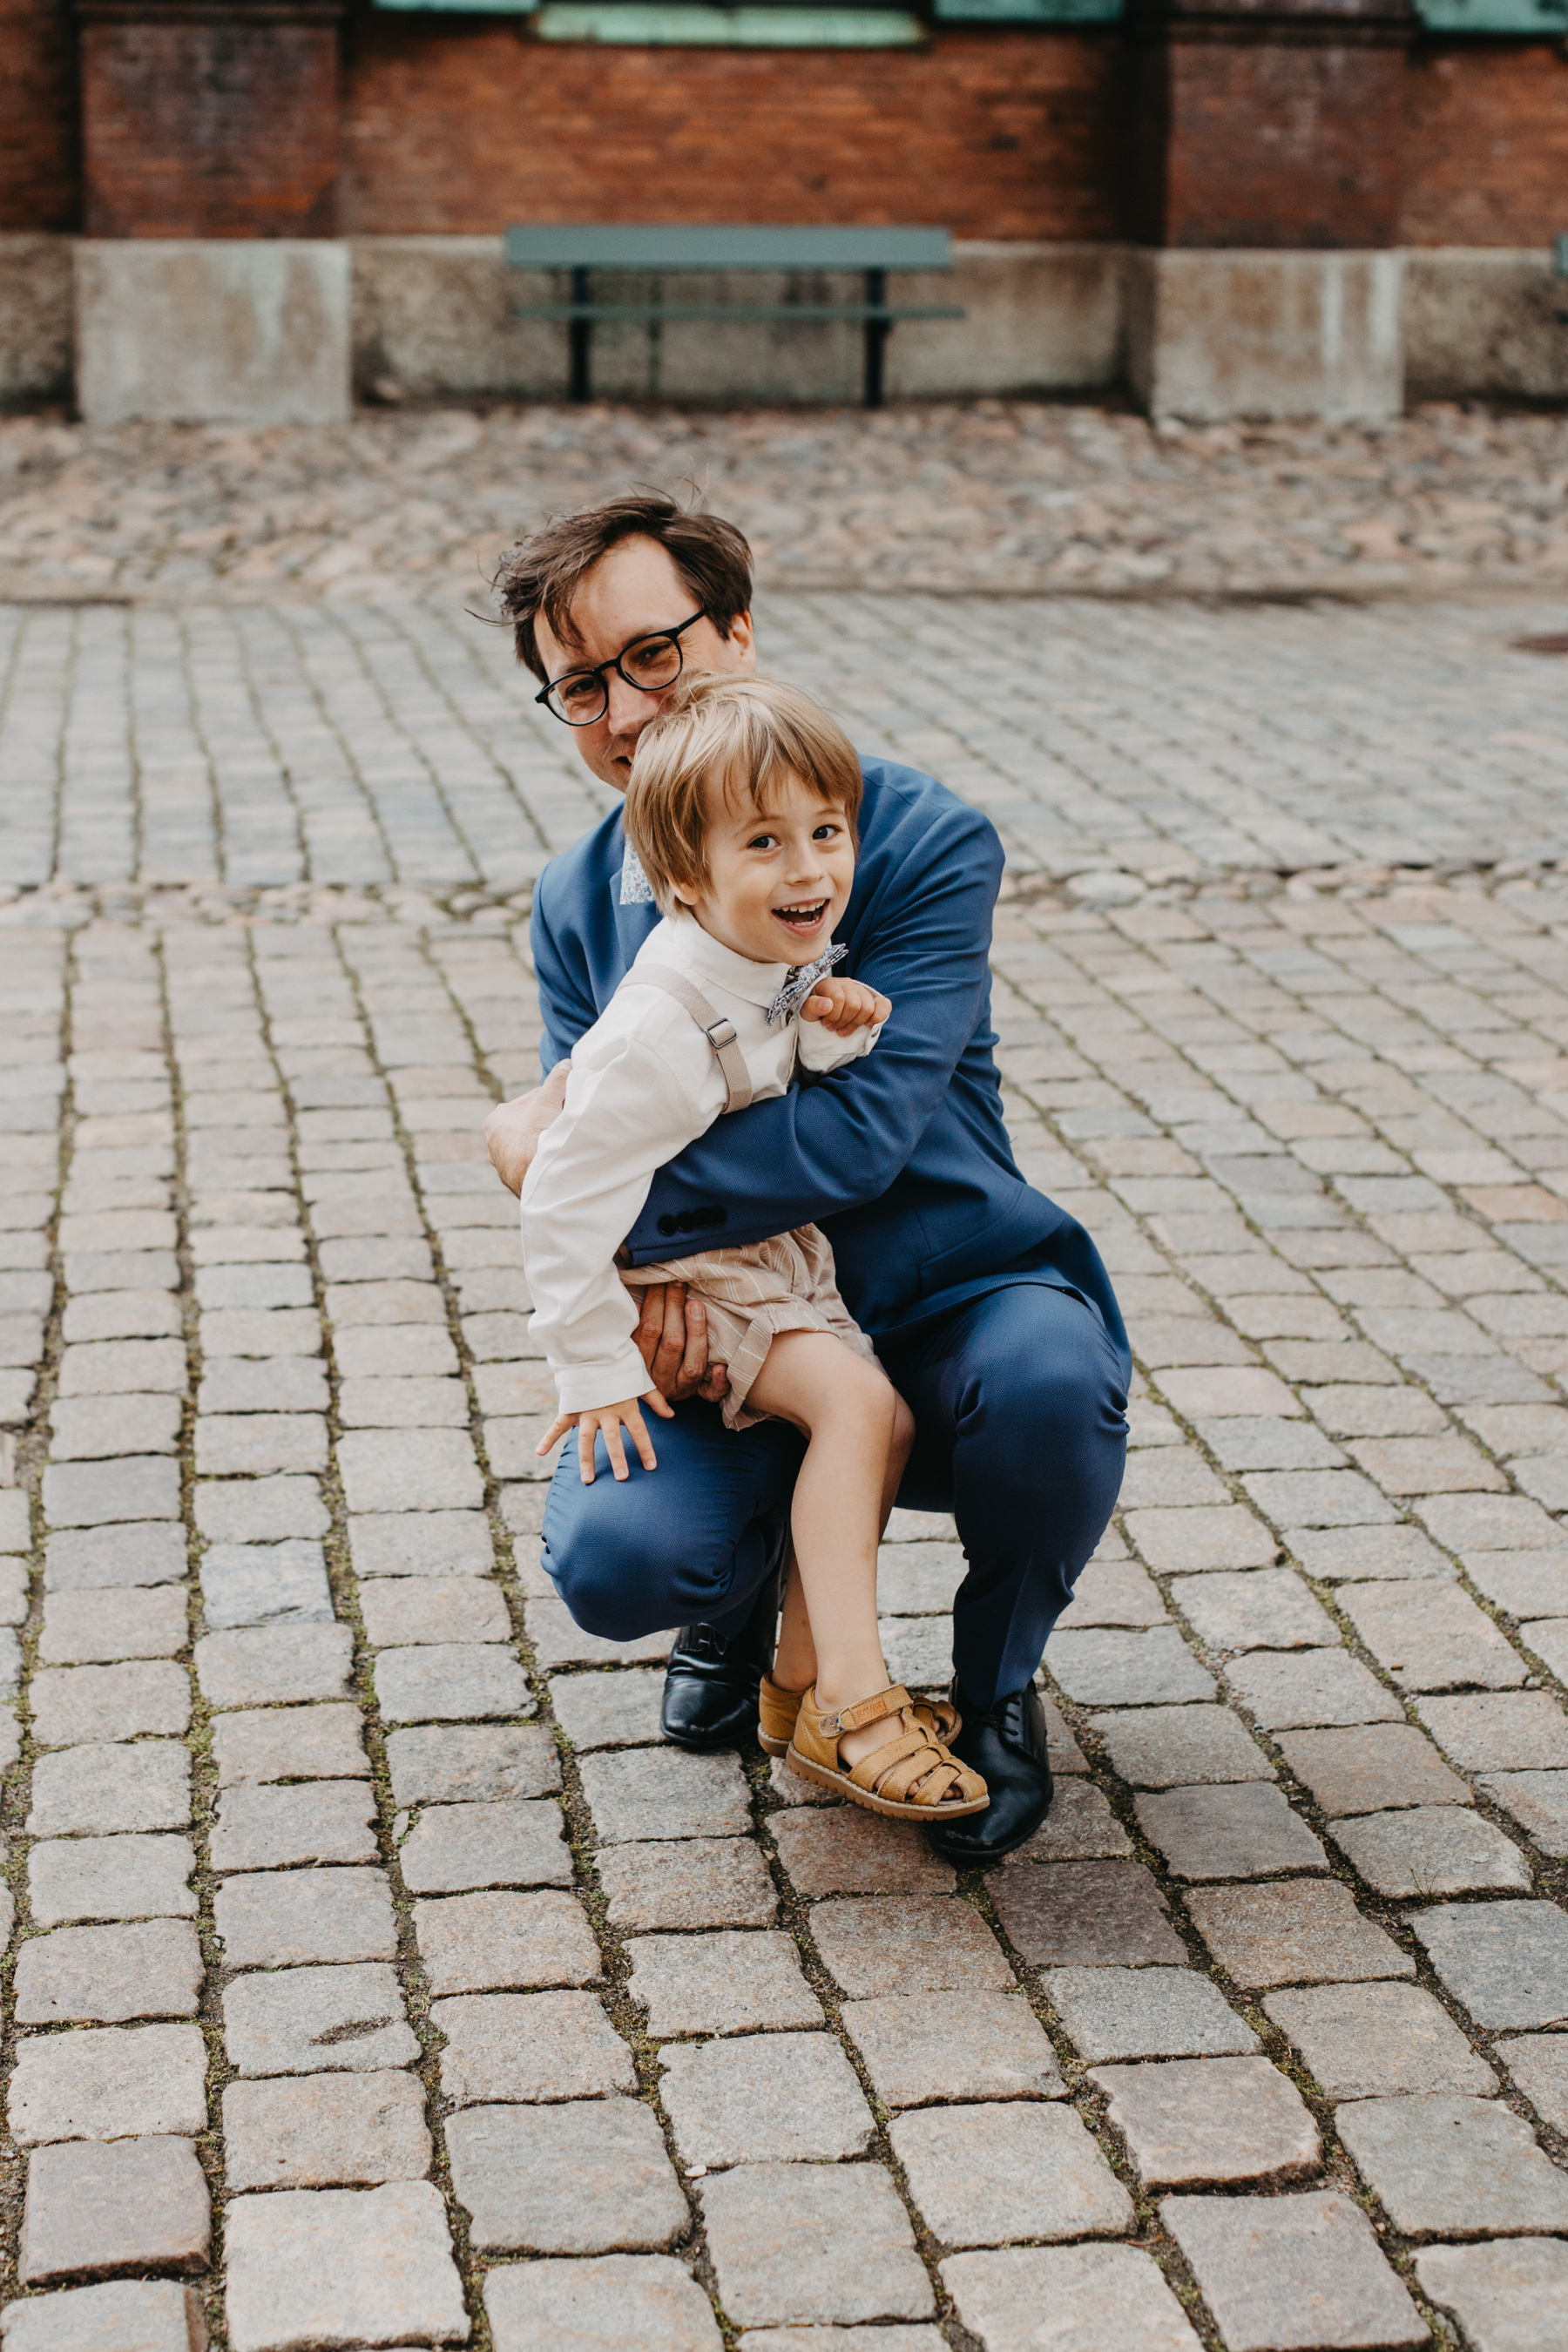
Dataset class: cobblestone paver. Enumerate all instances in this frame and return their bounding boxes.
[8,456,1568,2343]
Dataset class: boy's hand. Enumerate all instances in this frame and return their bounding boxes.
[799,977,891,1036]
[537,1389,675,1484]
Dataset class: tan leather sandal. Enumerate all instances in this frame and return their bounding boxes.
[760,1674,961,1760]
[759,1674,802,1758]
[787,1683,988,1819]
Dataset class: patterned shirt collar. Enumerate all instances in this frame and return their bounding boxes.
[618,843,655,906]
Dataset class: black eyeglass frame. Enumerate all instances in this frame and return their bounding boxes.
[534,608,711,727]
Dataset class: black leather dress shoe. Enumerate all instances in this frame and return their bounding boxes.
[925,1680,1053,1863]
[660,1571,781,1750]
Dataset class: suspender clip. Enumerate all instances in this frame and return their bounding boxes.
[620,963,754,1114]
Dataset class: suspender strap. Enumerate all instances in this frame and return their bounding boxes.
[627,964,754,1114]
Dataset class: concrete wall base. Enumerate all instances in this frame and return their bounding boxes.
[0,236,73,409]
[1126,248,1406,423]
[884,240,1127,399]
[0,234,1555,421]
[349,236,1126,406]
[1405,247,1568,402]
[74,240,351,426]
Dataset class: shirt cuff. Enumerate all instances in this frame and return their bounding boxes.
[799,1017,883,1071]
[554,1346,654,1416]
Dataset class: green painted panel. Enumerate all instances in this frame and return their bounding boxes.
[506,225,951,267]
[378,0,1114,20]
[531,3,925,36]
[935,0,1123,19]
[375,0,534,11]
[1416,0,1568,27]
[389,0,1568,31]
[509,299,965,314]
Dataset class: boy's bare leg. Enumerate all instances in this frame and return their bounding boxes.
[773,1388,911,1697]
[747,1332,915,1774]
[773,1558,814,1693]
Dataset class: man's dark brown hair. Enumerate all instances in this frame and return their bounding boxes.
[492,491,754,682]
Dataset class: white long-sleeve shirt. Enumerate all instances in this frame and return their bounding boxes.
[520,915,879,1414]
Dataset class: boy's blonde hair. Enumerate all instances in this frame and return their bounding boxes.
[624,672,862,912]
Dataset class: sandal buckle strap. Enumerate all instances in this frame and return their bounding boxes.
[822,1683,913,1737]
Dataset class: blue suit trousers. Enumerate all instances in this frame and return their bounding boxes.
[539,1274,1128,1709]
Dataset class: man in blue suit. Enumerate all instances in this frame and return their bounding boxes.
[484,492,1128,1861]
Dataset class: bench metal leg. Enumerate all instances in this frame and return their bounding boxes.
[862,267,889,409]
[570,266,592,403]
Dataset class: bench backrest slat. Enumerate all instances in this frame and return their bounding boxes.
[505,224,951,271]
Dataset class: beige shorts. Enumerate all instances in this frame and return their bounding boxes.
[621,1224,878,1431]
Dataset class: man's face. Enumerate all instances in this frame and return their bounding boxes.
[534,535,757,792]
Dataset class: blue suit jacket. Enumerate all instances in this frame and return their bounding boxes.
[531,756,1127,1365]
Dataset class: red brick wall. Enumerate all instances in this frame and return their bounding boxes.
[340,23,1128,240]
[0,0,78,230]
[13,3,1568,253]
[1137,37,1407,248]
[81,16,341,237]
[1402,40,1568,246]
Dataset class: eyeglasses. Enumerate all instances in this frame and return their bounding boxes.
[536,609,709,727]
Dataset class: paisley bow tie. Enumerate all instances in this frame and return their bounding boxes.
[767,943,848,1029]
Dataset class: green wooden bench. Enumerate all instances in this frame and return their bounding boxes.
[504,224,964,407]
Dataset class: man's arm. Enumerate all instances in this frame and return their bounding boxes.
[531,866,604,1074]
[483,1062,571,1197]
[488,859,727,1403]
[483,868,608,1193]
[521,1031,711,1413]
[627,802,1002,1259]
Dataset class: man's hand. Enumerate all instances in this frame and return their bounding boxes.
[633,1282,730,1404]
[484,1062,571,1195]
[800,977,891,1036]
[537,1389,675,1484]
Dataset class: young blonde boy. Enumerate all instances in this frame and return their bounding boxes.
[523,673,986,1821]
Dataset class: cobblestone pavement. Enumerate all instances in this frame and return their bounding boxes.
[10,518,1568,2349]
[3,400,1568,607]
[5,854,1568,2348]
[7,590,1568,896]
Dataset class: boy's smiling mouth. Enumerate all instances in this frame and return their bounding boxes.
[773,898,830,943]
